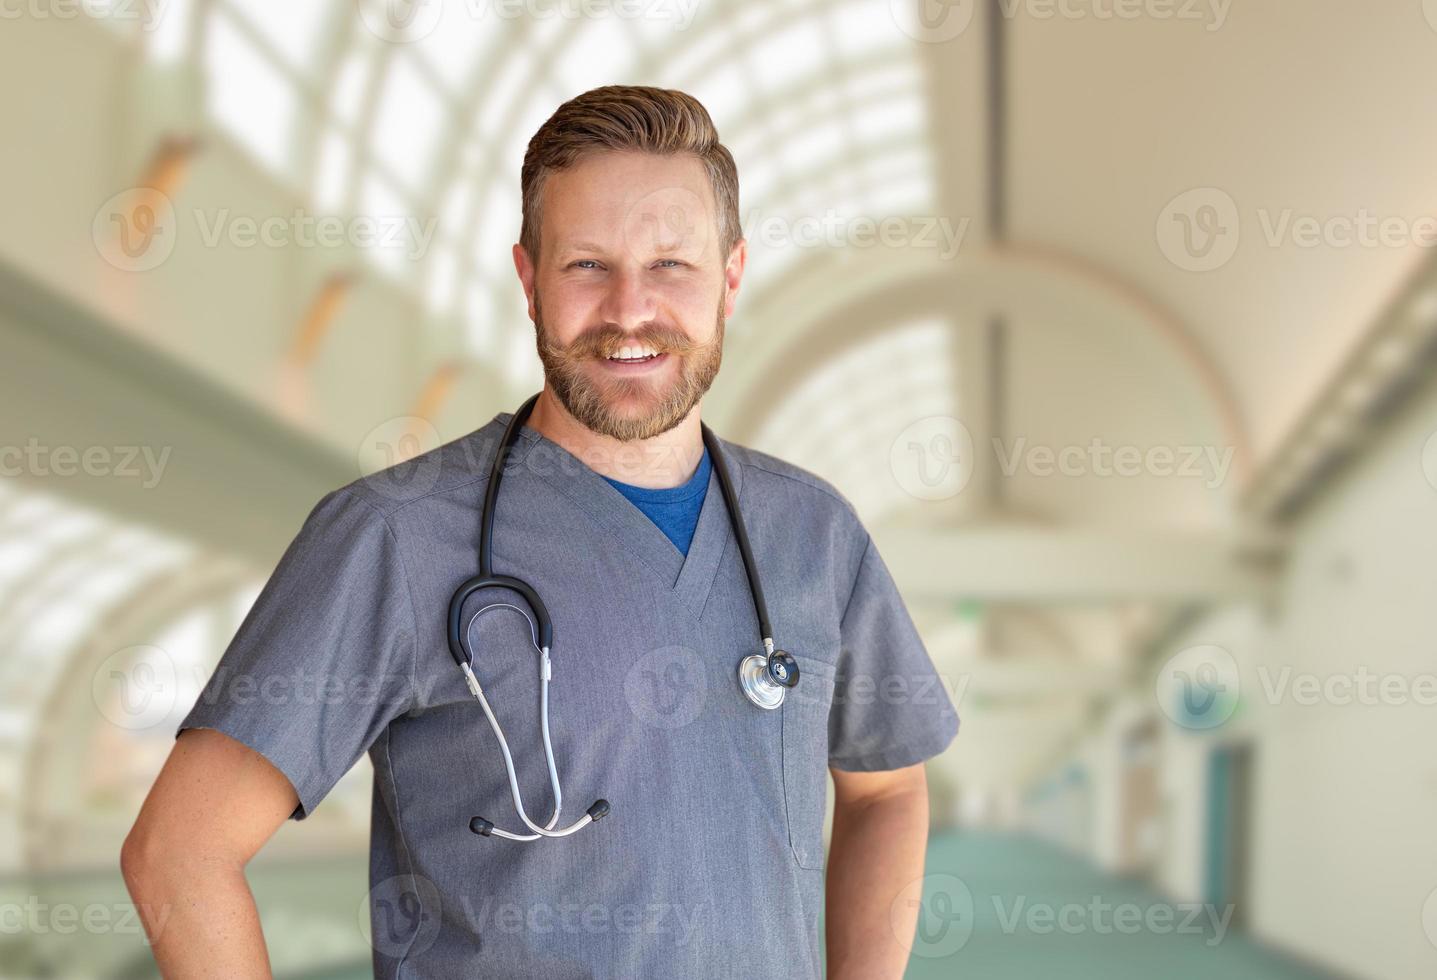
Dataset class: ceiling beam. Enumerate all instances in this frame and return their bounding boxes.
[0,259,355,567]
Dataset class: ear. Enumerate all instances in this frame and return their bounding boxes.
[513,242,538,322]
[722,236,747,319]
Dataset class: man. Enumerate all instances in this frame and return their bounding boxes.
[122,84,958,979]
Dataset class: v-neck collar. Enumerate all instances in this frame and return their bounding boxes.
[496,413,742,620]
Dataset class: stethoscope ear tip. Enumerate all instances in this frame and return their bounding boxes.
[469,816,495,837]
[586,799,611,822]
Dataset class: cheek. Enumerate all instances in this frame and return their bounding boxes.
[659,280,723,328]
[537,282,597,340]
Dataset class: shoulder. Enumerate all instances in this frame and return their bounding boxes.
[324,417,505,522]
[714,435,865,538]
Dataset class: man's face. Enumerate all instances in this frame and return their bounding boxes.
[518,150,743,442]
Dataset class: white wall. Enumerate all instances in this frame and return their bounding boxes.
[1244,378,1437,980]
[1151,378,1437,978]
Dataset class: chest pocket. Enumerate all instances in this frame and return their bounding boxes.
[781,656,837,870]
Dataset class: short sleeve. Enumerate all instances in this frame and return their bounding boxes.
[176,488,418,819]
[828,533,959,771]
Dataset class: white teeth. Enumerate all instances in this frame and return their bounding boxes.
[609,344,659,361]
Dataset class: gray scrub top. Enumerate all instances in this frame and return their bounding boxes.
[176,410,960,979]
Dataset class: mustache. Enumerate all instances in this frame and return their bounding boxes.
[549,324,702,359]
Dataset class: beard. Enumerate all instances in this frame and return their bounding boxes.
[533,292,725,442]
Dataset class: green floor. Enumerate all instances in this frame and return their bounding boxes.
[288,831,1343,980]
[900,831,1339,980]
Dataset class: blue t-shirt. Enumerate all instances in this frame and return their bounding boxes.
[601,446,711,555]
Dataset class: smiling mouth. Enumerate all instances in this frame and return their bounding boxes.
[605,343,663,364]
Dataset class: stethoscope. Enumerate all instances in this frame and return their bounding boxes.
[447,392,800,842]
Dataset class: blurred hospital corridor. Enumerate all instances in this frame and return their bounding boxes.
[3,0,1437,977]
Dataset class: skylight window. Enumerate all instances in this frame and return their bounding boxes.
[754,318,957,523]
[171,0,936,415]
[369,55,445,195]
[230,0,332,75]
[146,0,193,63]
[412,8,493,92]
[204,11,298,175]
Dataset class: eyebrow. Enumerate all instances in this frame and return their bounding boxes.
[559,238,692,258]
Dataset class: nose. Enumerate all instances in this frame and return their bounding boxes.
[596,266,658,334]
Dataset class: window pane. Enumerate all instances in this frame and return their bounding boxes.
[370,56,446,194]
[230,0,332,74]
[205,12,297,174]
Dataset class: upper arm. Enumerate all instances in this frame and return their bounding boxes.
[123,727,299,872]
[830,760,927,809]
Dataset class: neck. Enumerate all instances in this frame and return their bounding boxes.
[524,388,707,489]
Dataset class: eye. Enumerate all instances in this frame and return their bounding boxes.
[654,259,685,269]
[569,259,602,270]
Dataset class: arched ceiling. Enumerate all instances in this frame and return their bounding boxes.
[122,0,940,401]
[77,0,1431,478]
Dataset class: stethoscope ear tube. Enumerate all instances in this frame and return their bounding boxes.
[447,573,554,667]
[451,393,598,843]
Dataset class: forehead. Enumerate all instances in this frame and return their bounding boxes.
[540,150,719,253]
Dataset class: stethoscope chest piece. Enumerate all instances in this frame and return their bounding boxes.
[738,649,800,710]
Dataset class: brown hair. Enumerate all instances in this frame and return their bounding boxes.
[519,84,741,265]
